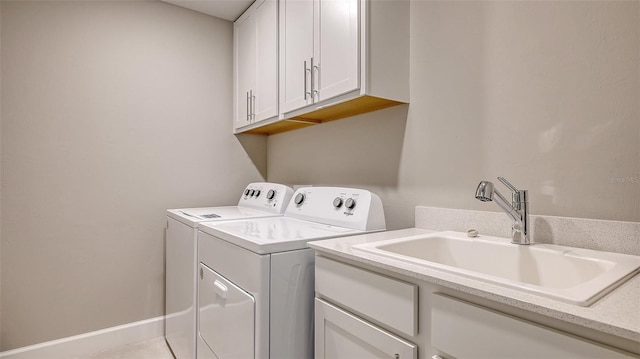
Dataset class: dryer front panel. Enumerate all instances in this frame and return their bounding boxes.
[199,263,255,359]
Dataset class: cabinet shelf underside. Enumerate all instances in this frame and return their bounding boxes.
[241,95,406,135]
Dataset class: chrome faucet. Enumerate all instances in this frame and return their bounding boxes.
[475,177,530,245]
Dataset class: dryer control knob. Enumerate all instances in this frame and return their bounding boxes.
[345,198,356,210]
[294,193,306,205]
[333,197,343,208]
[266,189,276,200]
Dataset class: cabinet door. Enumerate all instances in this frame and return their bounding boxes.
[431,294,634,359]
[315,298,417,359]
[314,0,359,102]
[234,12,256,130]
[280,0,314,113]
[254,0,278,122]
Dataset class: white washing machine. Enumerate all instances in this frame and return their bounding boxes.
[196,187,386,359]
[165,182,294,359]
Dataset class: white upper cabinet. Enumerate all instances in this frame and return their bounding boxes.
[280,0,314,113]
[234,13,254,130]
[254,0,278,121]
[277,0,409,134]
[234,0,278,132]
[281,0,358,113]
[313,0,359,104]
[236,0,409,135]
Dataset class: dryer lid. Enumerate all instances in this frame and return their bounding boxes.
[199,217,366,254]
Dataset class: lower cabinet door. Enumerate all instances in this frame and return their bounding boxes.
[431,294,634,359]
[315,298,417,359]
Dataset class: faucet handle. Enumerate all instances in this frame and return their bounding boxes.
[497,177,519,193]
[498,177,528,206]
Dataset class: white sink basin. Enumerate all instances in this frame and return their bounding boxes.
[352,231,640,306]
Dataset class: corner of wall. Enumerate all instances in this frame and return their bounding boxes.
[236,133,268,180]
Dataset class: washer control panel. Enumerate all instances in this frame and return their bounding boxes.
[238,182,294,214]
[285,187,386,231]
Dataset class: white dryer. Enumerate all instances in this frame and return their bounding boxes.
[196,187,386,359]
[165,182,293,359]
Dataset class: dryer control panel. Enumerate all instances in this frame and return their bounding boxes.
[238,182,294,214]
[285,187,386,231]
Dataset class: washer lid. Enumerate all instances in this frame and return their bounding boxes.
[198,217,366,254]
[166,206,281,227]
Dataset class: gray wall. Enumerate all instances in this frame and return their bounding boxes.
[0,2,3,350]
[267,1,640,229]
[1,0,638,352]
[0,1,266,350]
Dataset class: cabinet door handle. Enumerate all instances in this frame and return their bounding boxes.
[249,89,253,122]
[251,92,256,121]
[310,57,315,100]
[312,58,319,99]
[304,60,311,100]
[246,91,250,122]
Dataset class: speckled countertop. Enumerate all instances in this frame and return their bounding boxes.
[308,228,640,343]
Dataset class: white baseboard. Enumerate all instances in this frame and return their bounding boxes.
[0,316,165,359]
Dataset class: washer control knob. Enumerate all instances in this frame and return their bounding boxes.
[244,189,251,196]
[255,190,261,198]
[345,198,356,210]
[250,190,256,197]
[294,193,305,205]
[333,197,343,208]
[266,189,276,200]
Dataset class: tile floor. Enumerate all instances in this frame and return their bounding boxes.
[74,337,174,359]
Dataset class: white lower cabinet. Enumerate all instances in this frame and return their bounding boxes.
[315,256,418,359]
[314,254,639,359]
[431,294,635,359]
[315,298,417,359]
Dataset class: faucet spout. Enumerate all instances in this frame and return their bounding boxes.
[475,178,530,245]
